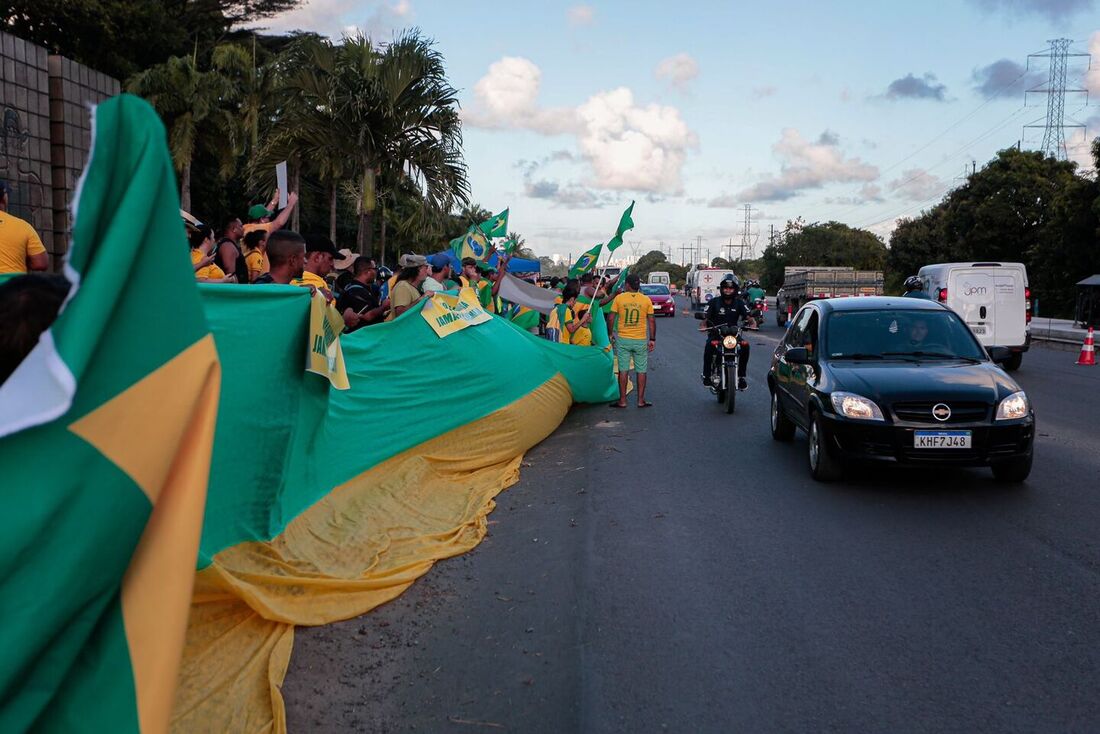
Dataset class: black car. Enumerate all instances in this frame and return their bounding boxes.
[767,297,1034,482]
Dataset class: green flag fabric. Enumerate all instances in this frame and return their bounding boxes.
[610,267,629,294]
[500,237,518,255]
[606,200,636,252]
[479,208,509,238]
[0,94,221,733]
[568,244,603,278]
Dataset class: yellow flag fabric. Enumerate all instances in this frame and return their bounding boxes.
[172,375,571,733]
[305,292,349,390]
[419,287,493,338]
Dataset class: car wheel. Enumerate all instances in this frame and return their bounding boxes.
[992,453,1032,483]
[1002,352,1022,371]
[808,412,843,482]
[770,390,795,441]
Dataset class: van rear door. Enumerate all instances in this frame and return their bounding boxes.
[991,268,1026,347]
[947,266,1026,347]
[948,267,996,345]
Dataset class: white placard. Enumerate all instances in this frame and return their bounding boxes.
[276,161,288,209]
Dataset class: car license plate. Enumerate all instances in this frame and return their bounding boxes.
[970,324,987,335]
[914,431,972,449]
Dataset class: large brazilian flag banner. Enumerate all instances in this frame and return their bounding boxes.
[0,95,221,732]
[0,95,617,733]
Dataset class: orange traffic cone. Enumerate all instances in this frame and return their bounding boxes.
[1077,327,1096,366]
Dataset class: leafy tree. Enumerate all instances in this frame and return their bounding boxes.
[760,219,885,291]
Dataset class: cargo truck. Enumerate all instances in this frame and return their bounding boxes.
[775,267,884,326]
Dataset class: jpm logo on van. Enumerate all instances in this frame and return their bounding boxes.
[962,282,988,296]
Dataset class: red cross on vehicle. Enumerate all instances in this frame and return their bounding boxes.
[703,274,713,283]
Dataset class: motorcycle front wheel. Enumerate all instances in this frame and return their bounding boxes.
[712,358,726,403]
[724,359,737,414]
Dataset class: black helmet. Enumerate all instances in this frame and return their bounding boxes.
[719,274,740,292]
[904,275,923,292]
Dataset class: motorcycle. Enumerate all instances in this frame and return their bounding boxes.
[746,297,766,330]
[694,314,744,414]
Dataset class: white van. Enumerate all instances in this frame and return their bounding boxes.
[688,268,734,312]
[648,271,670,286]
[917,262,1031,370]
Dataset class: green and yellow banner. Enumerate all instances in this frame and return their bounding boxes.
[419,287,493,338]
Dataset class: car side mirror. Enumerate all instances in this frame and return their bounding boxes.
[987,346,1010,363]
[786,347,810,364]
[693,312,705,320]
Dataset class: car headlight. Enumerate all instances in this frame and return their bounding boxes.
[995,391,1029,420]
[722,335,738,349]
[830,392,885,421]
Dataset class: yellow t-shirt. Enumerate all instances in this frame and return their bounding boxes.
[610,291,654,340]
[0,211,46,274]
[291,270,332,302]
[191,248,226,280]
[242,221,276,237]
[244,250,265,282]
[386,280,421,321]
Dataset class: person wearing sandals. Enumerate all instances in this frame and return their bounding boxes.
[607,273,655,408]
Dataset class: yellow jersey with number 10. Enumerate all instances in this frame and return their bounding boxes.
[610,291,653,340]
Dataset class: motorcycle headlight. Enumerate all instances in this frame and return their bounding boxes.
[722,335,738,349]
[830,392,885,421]
[995,391,1029,420]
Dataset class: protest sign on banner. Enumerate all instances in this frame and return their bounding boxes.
[306,291,350,389]
[420,288,493,338]
[276,161,288,209]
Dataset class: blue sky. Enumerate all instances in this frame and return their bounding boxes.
[261,0,1100,261]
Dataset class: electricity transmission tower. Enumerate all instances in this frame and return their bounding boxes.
[737,204,759,261]
[1023,38,1090,161]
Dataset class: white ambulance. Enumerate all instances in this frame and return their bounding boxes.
[687,268,735,313]
[917,262,1031,371]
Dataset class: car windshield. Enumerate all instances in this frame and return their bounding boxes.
[641,284,670,295]
[826,309,986,361]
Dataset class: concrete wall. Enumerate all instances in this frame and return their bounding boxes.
[0,30,120,268]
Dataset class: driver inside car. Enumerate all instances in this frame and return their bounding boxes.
[702,275,751,389]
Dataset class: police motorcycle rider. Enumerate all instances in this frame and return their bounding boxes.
[701,274,752,390]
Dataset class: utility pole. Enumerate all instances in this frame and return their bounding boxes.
[679,243,692,267]
[769,224,775,250]
[1023,38,1090,160]
[695,236,704,266]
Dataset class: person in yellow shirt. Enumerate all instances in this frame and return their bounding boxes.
[241,229,268,283]
[546,285,591,344]
[242,191,299,238]
[189,226,236,283]
[0,181,48,274]
[386,256,430,321]
[607,274,655,408]
[291,235,338,302]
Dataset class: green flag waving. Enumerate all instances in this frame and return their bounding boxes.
[606,201,636,252]
[500,237,518,255]
[0,94,221,733]
[569,243,603,278]
[450,226,490,261]
[610,267,629,294]
[479,208,509,238]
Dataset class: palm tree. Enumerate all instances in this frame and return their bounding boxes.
[127,54,240,212]
[285,32,470,256]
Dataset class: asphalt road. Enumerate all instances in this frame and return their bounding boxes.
[285,298,1100,733]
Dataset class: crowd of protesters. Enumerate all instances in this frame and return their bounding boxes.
[1,181,642,390]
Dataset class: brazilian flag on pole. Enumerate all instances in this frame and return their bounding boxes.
[606,200,635,252]
[478,208,509,238]
[568,243,603,278]
[450,226,490,261]
[0,94,220,732]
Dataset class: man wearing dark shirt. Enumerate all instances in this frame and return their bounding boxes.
[336,256,386,331]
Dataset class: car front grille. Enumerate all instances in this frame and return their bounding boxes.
[892,401,989,424]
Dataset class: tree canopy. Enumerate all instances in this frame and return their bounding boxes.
[887,143,1100,316]
[760,220,887,291]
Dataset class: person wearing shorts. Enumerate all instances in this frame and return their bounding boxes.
[608,273,656,408]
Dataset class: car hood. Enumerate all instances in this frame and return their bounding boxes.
[826,361,1020,405]
[648,295,672,303]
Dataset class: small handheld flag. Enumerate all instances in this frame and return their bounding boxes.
[606,201,635,252]
[479,208,509,239]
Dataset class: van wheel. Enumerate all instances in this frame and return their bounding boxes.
[992,453,1031,483]
[1002,353,1022,371]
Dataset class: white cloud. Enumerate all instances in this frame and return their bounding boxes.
[969,0,1095,21]
[734,128,879,202]
[654,53,700,91]
[1087,31,1100,97]
[887,169,947,201]
[255,0,411,38]
[465,57,698,194]
[567,4,595,26]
